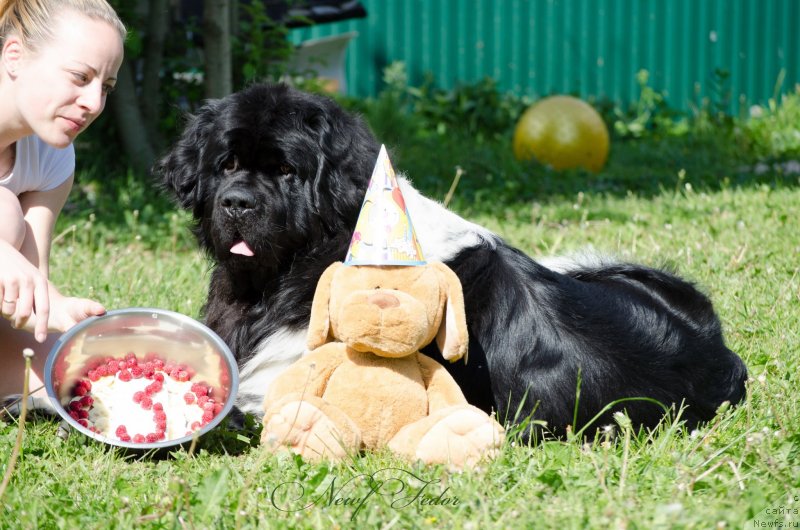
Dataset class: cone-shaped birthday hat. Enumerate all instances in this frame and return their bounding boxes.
[344,145,426,266]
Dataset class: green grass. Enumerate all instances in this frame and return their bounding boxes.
[1,133,799,529]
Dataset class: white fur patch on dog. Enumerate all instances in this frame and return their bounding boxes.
[399,177,496,262]
[237,328,308,416]
[536,248,619,273]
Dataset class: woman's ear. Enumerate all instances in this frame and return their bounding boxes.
[2,36,24,78]
[307,262,343,350]
[430,262,469,363]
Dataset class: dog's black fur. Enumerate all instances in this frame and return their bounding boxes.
[155,83,747,437]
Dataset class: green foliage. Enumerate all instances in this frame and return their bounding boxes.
[613,69,689,138]
[232,1,293,87]
[361,62,531,145]
[742,84,800,159]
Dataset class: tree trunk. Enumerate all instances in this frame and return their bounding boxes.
[141,0,169,149]
[203,0,232,98]
[110,59,157,174]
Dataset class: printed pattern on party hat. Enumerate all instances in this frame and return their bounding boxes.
[344,145,426,266]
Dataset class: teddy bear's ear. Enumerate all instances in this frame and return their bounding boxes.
[430,262,469,363]
[307,262,343,350]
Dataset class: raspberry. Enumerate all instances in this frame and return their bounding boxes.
[146,380,163,394]
[118,369,132,382]
[68,400,83,412]
[158,432,166,440]
[213,403,224,415]
[117,360,127,371]
[77,409,89,420]
[132,391,145,403]
[152,402,164,412]
[140,396,153,410]
[115,425,129,438]
[201,410,214,423]
[202,401,215,412]
[153,358,165,370]
[155,420,167,433]
[153,372,165,383]
[119,434,132,442]
[183,392,195,405]
[130,366,144,378]
[197,395,209,407]
[69,410,81,421]
[153,410,167,422]
[191,383,209,396]
[73,384,88,397]
[145,433,159,443]
[133,434,145,443]
[190,421,201,431]
[174,370,189,382]
[87,369,100,381]
[78,419,89,428]
[79,396,94,408]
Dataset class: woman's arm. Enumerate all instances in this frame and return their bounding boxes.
[14,175,73,340]
[18,174,74,275]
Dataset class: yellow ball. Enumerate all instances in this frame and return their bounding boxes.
[513,95,610,173]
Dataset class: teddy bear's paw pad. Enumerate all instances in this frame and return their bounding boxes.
[416,408,505,469]
[263,401,353,460]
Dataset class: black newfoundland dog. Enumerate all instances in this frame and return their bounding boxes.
[155,83,747,438]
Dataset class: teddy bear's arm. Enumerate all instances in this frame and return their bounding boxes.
[264,343,345,405]
[416,353,469,412]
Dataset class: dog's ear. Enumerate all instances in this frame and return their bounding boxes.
[307,261,344,350]
[153,100,221,212]
[430,262,469,363]
[300,101,380,227]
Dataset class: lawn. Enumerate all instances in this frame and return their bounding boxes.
[1,125,799,529]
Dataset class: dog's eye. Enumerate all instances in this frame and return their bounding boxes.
[224,156,239,174]
[279,164,294,175]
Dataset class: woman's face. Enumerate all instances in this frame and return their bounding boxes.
[11,10,124,148]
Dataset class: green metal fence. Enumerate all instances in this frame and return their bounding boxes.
[289,0,799,113]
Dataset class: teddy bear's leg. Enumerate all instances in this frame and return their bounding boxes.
[262,394,362,462]
[388,405,505,470]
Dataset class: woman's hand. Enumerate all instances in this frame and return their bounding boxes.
[0,239,50,342]
[45,291,106,332]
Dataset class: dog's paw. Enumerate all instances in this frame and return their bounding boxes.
[261,398,361,461]
[414,405,505,470]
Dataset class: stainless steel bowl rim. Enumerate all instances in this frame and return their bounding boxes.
[44,307,239,450]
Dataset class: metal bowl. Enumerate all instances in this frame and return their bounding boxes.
[45,308,239,450]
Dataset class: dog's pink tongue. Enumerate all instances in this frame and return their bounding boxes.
[230,241,255,256]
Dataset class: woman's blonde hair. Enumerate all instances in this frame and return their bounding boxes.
[0,0,126,52]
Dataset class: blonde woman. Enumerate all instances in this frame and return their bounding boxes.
[0,0,125,405]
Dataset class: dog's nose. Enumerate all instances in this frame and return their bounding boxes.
[367,292,400,309]
[220,188,256,217]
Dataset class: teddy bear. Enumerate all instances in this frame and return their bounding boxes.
[260,261,505,469]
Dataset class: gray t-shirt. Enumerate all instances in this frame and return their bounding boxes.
[0,135,75,195]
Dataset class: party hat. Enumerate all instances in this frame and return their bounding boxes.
[344,145,426,266]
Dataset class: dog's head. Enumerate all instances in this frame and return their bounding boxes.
[154,83,380,274]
